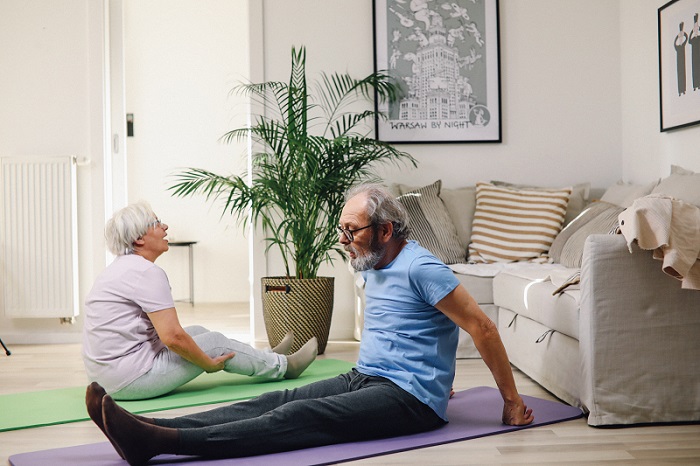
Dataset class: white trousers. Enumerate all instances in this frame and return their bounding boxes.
[112,325,286,400]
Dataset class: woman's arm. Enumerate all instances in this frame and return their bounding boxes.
[148,308,234,372]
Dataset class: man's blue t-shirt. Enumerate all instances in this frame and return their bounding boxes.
[356,240,460,421]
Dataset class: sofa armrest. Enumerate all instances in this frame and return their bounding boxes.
[580,234,700,426]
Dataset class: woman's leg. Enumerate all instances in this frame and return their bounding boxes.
[193,330,287,378]
[112,327,286,400]
[111,346,205,400]
[182,325,209,337]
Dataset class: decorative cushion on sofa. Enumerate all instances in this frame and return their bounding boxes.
[393,183,476,251]
[600,179,659,207]
[468,182,572,263]
[548,201,625,268]
[397,180,466,264]
[491,180,591,226]
[437,186,476,251]
[651,165,700,207]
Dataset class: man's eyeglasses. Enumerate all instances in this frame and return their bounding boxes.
[337,224,373,242]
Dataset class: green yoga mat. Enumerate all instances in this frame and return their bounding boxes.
[0,358,354,432]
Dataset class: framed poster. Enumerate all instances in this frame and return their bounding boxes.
[373,0,501,143]
[658,0,700,132]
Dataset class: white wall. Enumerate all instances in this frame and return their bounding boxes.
[124,0,252,303]
[620,0,700,180]
[380,0,624,190]
[256,0,625,342]
[260,0,624,191]
[0,0,108,343]
[0,0,256,343]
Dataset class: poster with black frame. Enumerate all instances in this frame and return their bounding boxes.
[373,0,501,143]
[658,0,700,132]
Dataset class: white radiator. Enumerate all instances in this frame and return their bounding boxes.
[1,156,79,318]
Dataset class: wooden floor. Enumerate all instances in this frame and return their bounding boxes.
[1,303,699,465]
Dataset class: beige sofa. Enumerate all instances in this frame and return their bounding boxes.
[352,166,700,426]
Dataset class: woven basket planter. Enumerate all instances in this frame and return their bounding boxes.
[261,276,334,355]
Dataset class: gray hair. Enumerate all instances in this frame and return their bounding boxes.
[345,184,411,241]
[104,201,157,256]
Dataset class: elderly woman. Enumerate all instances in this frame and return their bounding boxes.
[82,201,317,401]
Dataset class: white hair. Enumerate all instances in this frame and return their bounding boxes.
[104,201,157,256]
[344,184,411,241]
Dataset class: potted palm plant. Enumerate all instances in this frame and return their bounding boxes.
[169,46,416,353]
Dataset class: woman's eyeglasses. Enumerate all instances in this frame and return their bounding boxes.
[148,219,163,229]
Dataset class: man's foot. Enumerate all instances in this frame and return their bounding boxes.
[86,382,125,459]
[272,332,295,355]
[102,395,179,466]
[284,337,318,379]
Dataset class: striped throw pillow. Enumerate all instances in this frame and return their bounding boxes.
[398,180,466,264]
[468,182,572,263]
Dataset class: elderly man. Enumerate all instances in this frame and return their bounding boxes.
[87,184,533,466]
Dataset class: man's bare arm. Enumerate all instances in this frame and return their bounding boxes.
[435,285,534,426]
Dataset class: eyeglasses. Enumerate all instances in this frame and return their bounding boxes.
[148,218,163,229]
[337,224,373,242]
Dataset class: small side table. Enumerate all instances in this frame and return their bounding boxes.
[169,241,197,304]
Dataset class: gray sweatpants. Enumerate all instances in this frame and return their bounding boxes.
[112,325,286,400]
[155,369,446,459]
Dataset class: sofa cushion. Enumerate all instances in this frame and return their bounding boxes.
[600,179,659,208]
[493,264,581,339]
[651,165,700,207]
[440,186,476,251]
[468,182,572,263]
[397,180,465,264]
[548,201,625,268]
[448,266,496,304]
[395,183,476,252]
[498,308,582,408]
[491,180,590,226]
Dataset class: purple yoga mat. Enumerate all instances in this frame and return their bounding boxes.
[9,386,582,466]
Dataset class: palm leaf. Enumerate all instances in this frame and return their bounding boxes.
[170,46,416,278]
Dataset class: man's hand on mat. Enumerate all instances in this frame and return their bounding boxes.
[203,352,235,373]
[501,397,534,425]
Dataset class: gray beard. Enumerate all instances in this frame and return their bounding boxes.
[350,248,383,271]
[348,233,386,271]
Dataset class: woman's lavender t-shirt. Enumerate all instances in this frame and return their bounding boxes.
[356,241,460,421]
[82,254,174,393]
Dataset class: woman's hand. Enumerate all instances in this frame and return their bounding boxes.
[149,308,235,372]
[203,353,235,373]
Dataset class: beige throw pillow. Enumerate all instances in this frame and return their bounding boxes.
[548,201,625,268]
[437,186,476,251]
[468,182,571,263]
[601,180,659,208]
[651,165,700,207]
